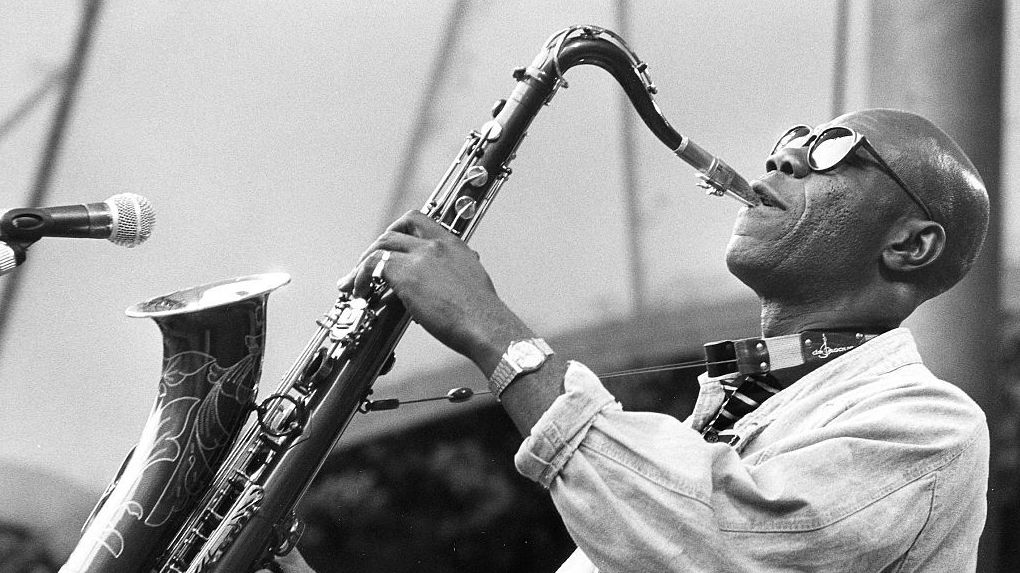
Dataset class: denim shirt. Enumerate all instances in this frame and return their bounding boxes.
[514,328,988,572]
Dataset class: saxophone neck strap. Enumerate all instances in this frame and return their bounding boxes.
[704,330,881,378]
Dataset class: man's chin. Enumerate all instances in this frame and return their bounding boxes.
[724,234,780,286]
[725,232,764,259]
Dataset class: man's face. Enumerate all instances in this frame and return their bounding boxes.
[725,112,909,299]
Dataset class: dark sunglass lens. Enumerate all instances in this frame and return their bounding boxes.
[772,126,812,154]
[809,128,857,170]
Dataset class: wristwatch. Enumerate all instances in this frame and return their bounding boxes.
[488,338,554,400]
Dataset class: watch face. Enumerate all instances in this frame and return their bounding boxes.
[508,340,547,370]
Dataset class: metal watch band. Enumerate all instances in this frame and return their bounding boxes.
[488,338,554,401]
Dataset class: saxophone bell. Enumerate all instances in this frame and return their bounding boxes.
[62,273,290,573]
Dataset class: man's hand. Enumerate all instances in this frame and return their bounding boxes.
[338,210,533,376]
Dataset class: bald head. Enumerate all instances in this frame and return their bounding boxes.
[835,109,989,298]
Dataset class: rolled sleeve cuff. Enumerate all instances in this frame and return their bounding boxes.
[514,361,621,488]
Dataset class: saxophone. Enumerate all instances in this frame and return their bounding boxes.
[61,25,757,573]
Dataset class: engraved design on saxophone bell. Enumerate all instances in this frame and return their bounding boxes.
[78,345,263,558]
[81,500,142,558]
[145,349,262,526]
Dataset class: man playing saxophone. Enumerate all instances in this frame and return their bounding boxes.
[271,107,990,572]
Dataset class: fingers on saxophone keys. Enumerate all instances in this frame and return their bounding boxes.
[351,249,392,298]
[341,236,393,293]
[357,227,409,262]
[382,210,445,240]
[372,249,391,280]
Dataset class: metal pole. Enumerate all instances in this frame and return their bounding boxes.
[379,0,471,230]
[868,1,1005,570]
[615,0,646,315]
[0,67,67,142]
[0,0,105,354]
[830,0,850,118]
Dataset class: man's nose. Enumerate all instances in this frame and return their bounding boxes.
[765,146,812,177]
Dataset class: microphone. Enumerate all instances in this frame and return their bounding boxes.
[0,193,155,247]
[0,193,155,276]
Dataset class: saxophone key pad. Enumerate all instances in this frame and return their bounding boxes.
[325,298,369,343]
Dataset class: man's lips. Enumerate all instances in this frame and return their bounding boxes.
[750,180,786,210]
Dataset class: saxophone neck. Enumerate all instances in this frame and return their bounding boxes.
[530,25,761,209]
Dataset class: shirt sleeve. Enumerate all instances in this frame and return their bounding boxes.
[514,361,988,573]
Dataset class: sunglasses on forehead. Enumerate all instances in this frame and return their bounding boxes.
[771,125,936,221]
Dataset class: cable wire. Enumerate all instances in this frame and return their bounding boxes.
[364,356,736,411]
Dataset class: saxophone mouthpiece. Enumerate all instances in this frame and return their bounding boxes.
[695,171,758,208]
[675,137,760,208]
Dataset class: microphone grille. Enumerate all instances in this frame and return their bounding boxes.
[107,193,156,247]
[0,243,17,275]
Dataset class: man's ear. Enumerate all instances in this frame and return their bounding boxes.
[882,220,946,272]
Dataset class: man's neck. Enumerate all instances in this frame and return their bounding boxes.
[758,298,902,337]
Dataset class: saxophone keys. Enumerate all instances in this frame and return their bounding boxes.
[479,119,502,142]
[297,347,336,391]
[454,196,479,220]
[491,98,506,117]
[270,511,306,557]
[463,165,489,186]
[257,393,308,438]
[321,297,370,343]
